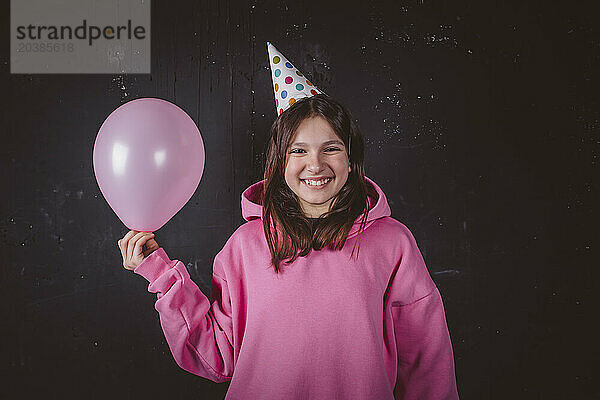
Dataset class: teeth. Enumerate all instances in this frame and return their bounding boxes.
[304,178,332,186]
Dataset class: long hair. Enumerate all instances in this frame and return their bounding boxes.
[262,94,370,273]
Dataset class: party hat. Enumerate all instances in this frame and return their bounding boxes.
[266,42,324,115]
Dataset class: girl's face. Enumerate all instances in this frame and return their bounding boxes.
[284,116,351,218]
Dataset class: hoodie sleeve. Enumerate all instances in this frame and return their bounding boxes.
[133,247,234,383]
[387,225,459,400]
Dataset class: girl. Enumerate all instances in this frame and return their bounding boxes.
[118,94,459,399]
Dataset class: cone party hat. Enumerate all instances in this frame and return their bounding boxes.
[266,42,324,115]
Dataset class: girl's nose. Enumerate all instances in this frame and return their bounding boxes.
[306,153,324,173]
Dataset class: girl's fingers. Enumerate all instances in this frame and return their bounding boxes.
[143,238,159,257]
[118,230,137,266]
[123,230,138,244]
[133,232,154,262]
[119,230,137,252]
[127,231,147,263]
[118,230,155,270]
[145,237,158,248]
[123,231,141,267]
[118,239,125,264]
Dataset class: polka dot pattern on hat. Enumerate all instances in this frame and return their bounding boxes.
[267,42,324,114]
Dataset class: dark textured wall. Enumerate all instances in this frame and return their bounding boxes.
[1,0,597,399]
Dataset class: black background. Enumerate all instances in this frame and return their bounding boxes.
[1,0,597,399]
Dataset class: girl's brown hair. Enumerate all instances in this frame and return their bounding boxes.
[262,94,371,273]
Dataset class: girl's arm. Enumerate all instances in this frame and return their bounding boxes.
[391,288,459,400]
[133,247,234,383]
[386,223,459,400]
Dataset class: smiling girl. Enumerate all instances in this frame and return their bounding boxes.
[117,46,459,400]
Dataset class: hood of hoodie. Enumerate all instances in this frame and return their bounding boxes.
[241,176,391,239]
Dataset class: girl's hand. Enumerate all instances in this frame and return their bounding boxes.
[118,230,160,270]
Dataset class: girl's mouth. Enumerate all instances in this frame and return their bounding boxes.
[301,177,333,188]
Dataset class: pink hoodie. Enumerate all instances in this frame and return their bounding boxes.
[134,177,459,400]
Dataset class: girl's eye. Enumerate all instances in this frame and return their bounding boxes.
[289,147,341,154]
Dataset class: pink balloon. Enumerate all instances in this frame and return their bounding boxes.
[93,98,205,232]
